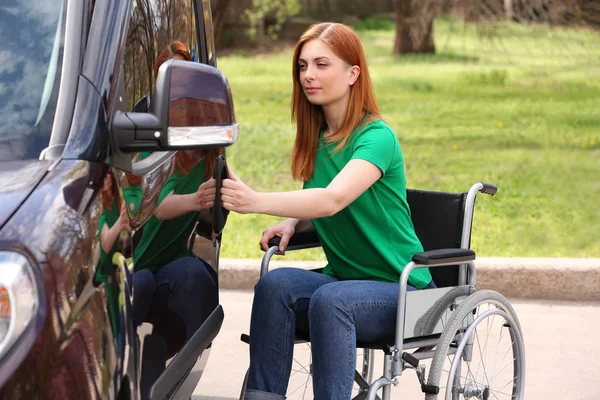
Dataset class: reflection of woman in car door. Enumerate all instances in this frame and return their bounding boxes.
[131,42,222,393]
[97,171,130,342]
[133,148,220,340]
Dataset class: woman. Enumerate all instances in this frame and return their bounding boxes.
[132,41,220,378]
[97,171,130,340]
[221,23,434,399]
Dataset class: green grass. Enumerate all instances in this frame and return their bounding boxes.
[217,17,600,261]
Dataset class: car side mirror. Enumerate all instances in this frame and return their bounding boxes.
[111,60,238,155]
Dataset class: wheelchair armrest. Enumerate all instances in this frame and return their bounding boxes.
[267,230,322,251]
[412,248,475,265]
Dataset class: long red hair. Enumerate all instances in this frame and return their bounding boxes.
[291,23,380,181]
[102,172,121,211]
[155,41,222,178]
[154,41,192,79]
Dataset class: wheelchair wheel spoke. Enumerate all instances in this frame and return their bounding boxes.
[302,375,311,398]
[430,293,524,400]
[286,344,375,398]
[474,323,491,387]
[489,319,505,387]
[489,357,517,388]
[286,342,313,400]
[492,375,518,397]
[292,359,311,375]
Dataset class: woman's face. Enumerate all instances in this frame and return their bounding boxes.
[298,39,359,107]
[103,173,112,192]
[183,149,205,159]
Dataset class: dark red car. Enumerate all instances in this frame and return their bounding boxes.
[0,0,235,398]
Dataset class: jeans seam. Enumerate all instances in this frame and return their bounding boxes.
[346,326,354,400]
[349,301,397,309]
[275,297,298,394]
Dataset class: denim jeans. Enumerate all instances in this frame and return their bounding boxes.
[133,257,218,400]
[244,267,435,400]
[133,256,218,339]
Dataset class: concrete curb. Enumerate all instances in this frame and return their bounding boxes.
[218,257,600,301]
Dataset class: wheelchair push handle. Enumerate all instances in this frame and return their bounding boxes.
[478,182,497,196]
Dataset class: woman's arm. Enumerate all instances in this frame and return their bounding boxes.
[100,203,130,253]
[154,178,216,220]
[221,159,382,219]
[154,192,197,220]
[100,224,121,254]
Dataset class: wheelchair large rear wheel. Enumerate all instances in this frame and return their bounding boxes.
[413,286,472,337]
[286,344,376,400]
[425,290,525,400]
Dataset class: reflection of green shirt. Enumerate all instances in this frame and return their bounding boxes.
[134,160,205,273]
[124,185,142,215]
[303,120,432,289]
[96,201,121,337]
[98,201,119,269]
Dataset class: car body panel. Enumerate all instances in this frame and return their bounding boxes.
[0,0,225,397]
[0,159,123,399]
[0,160,52,229]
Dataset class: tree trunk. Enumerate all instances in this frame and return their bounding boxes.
[393,0,436,55]
[256,15,266,48]
[416,19,435,53]
[504,0,513,21]
[213,0,234,45]
[393,0,413,54]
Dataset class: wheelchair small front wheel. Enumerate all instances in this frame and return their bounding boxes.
[425,290,525,400]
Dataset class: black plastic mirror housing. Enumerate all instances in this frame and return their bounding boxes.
[111,60,239,153]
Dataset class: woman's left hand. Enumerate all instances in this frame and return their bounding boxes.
[221,165,259,214]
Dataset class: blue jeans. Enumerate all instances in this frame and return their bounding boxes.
[134,257,218,400]
[133,256,218,342]
[244,268,435,400]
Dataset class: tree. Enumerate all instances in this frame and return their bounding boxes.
[393,0,600,56]
[393,0,442,54]
[212,0,235,45]
[243,0,301,47]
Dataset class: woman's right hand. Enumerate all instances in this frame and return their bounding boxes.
[259,219,298,254]
[117,202,131,232]
[195,178,216,211]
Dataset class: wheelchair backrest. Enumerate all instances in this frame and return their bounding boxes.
[407,189,468,288]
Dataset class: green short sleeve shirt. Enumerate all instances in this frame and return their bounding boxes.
[134,160,206,273]
[303,120,432,289]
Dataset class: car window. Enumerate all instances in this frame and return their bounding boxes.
[123,0,200,112]
[0,0,65,161]
[200,0,216,66]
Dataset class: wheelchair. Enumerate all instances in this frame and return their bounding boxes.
[239,182,525,400]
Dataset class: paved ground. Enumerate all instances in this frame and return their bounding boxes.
[193,290,600,400]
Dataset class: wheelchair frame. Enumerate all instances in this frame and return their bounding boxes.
[253,182,525,400]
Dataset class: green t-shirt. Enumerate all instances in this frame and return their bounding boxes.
[96,201,121,337]
[303,120,432,289]
[98,201,119,262]
[133,160,206,273]
[124,185,142,215]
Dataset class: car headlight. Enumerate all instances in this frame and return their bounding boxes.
[0,251,39,357]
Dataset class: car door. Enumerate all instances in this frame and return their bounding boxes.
[108,0,231,398]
